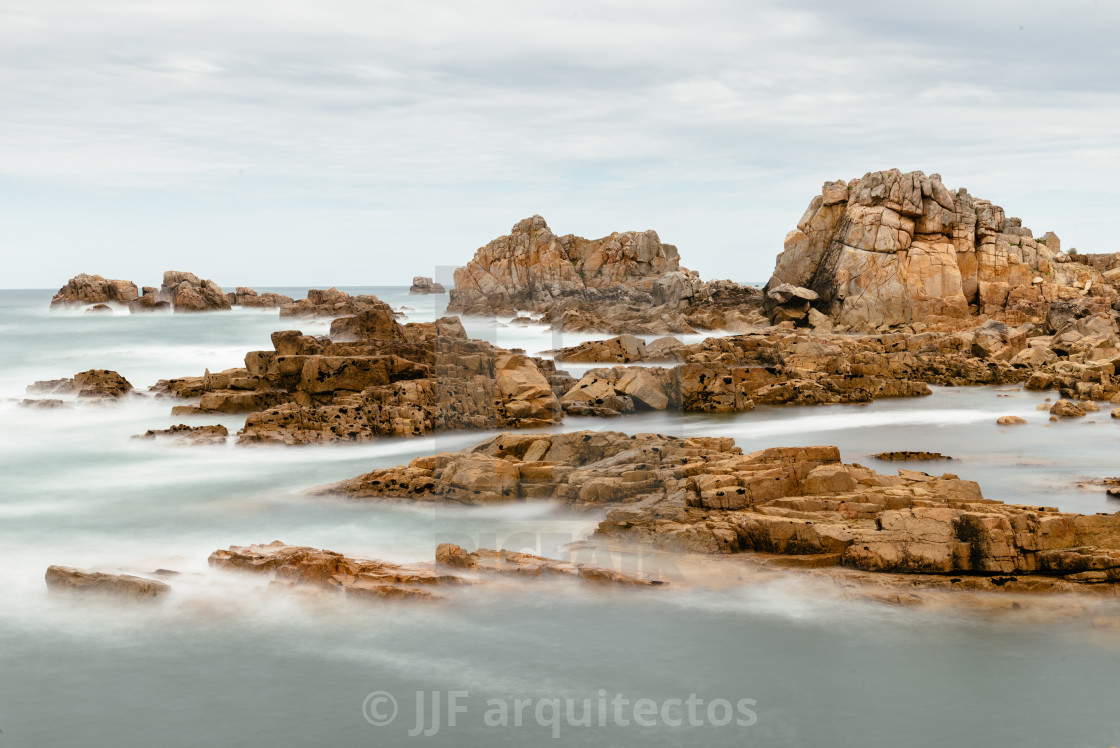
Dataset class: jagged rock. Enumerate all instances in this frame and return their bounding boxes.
[159,271,232,312]
[446,215,763,333]
[51,274,139,307]
[132,424,229,445]
[321,429,1120,586]
[227,287,295,308]
[409,276,446,294]
[279,288,393,320]
[208,541,652,600]
[765,170,1108,328]
[27,370,133,399]
[45,566,170,600]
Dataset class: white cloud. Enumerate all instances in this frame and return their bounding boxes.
[1,0,1118,287]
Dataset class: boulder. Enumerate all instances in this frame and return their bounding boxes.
[27,369,133,399]
[997,416,1027,425]
[1050,399,1087,417]
[161,271,232,312]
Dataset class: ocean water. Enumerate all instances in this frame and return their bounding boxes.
[2,288,1120,748]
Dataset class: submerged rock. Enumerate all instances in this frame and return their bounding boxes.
[133,424,229,445]
[872,451,951,461]
[45,565,170,600]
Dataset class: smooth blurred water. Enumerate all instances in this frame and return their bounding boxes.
[3,288,1120,748]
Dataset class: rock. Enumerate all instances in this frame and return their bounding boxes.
[279,288,394,320]
[209,540,654,599]
[446,215,763,332]
[86,303,113,314]
[764,170,1109,328]
[323,428,1120,587]
[27,369,133,399]
[1050,399,1087,417]
[227,287,295,308]
[554,334,648,364]
[872,451,951,461]
[132,424,229,445]
[161,271,232,312]
[997,416,1027,425]
[1112,409,1120,419]
[51,274,139,307]
[45,565,170,600]
[409,276,446,294]
[19,398,70,409]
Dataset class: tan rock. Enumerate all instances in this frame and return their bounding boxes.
[45,566,170,600]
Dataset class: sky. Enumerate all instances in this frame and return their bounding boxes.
[2,0,1119,289]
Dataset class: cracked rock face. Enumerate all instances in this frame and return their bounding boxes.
[765,170,1110,330]
[323,429,1120,587]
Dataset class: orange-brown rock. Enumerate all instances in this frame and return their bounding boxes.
[325,429,1120,587]
[409,276,446,294]
[447,215,764,333]
[51,274,139,308]
[45,565,170,600]
[132,424,229,445]
[27,369,133,399]
[160,271,232,312]
[766,170,1115,330]
[227,287,295,308]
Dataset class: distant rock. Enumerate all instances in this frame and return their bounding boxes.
[85,304,113,314]
[51,274,139,308]
[227,287,294,308]
[997,415,1027,425]
[446,215,764,333]
[45,565,170,601]
[279,288,392,320]
[872,451,951,461]
[409,276,446,294]
[161,271,232,312]
[27,369,133,399]
[133,424,229,445]
[18,398,70,409]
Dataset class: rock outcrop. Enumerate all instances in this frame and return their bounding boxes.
[765,170,1113,330]
[278,288,391,319]
[208,540,654,600]
[27,369,133,399]
[327,430,1120,587]
[51,274,139,308]
[160,271,232,312]
[153,295,561,444]
[227,287,295,308]
[132,424,229,445]
[447,215,764,333]
[409,276,446,294]
[45,565,170,600]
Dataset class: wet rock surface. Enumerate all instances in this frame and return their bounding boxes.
[28,369,133,399]
[133,424,229,445]
[45,566,170,600]
[325,429,1120,587]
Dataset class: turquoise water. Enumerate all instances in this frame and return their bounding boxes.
[2,288,1120,747]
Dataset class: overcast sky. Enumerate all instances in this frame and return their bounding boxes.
[2,0,1118,288]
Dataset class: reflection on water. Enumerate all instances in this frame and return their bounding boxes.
[3,288,1120,748]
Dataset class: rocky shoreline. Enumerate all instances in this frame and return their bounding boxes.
[35,169,1120,607]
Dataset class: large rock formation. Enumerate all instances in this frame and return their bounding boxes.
[447,215,763,333]
[765,170,1113,330]
[278,287,390,319]
[51,274,139,307]
[326,430,1120,588]
[153,295,562,444]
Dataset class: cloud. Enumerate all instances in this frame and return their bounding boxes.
[1,0,1117,287]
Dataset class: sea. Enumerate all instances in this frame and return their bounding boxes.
[2,287,1119,747]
